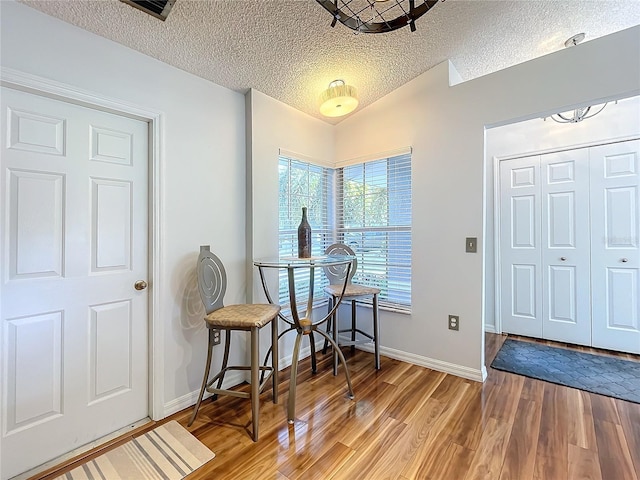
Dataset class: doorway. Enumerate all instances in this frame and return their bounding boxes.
[486,96,640,355]
[0,85,153,478]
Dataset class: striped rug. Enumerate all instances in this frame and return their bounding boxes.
[54,421,215,479]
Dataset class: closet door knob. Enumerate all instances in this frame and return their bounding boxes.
[621,258,629,263]
[560,257,567,261]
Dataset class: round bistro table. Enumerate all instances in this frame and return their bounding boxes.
[254,255,356,423]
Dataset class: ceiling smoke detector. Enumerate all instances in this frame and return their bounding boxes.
[120,0,176,21]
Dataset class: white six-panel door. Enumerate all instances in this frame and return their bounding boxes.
[590,140,640,353]
[1,87,149,479]
[499,139,640,355]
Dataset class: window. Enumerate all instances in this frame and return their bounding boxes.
[278,152,412,312]
[278,156,334,306]
[337,154,412,311]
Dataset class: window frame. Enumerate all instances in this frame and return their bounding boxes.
[277,150,412,313]
[335,153,412,312]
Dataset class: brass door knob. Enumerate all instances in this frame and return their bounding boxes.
[134,280,148,290]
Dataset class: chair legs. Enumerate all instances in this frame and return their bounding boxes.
[373,293,380,370]
[250,327,259,441]
[189,323,279,442]
[332,303,339,376]
[321,294,381,371]
[188,327,215,427]
[351,300,356,354]
[322,297,334,355]
[271,317,279,403]
[215,328,232,400]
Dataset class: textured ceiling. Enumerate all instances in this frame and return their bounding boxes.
[19,0,640,124]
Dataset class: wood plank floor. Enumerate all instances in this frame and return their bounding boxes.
[33,333,640,480]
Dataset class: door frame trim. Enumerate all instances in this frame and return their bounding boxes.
[0,68,166,427]
[492,134,640,337]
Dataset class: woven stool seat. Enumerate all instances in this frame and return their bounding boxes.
[205,304,281,329]
[324,283,380,298]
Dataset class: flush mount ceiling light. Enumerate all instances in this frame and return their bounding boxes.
[316,0,440,34]
[319,80,359,117]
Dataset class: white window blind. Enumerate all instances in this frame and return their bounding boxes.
[336,153,412,311]
[278,156,334,307]
[278,152,412,312]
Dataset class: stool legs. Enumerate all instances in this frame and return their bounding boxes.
[332,302,339,376]
[324,295,381,371]
[189,323,278,441]
[188,327,215,427]
[322,297,333,355]
[214,328,232,400]
[373,294,380,370]
[351,300,357,354]
[250,327,260,441]
[271,318,279,403]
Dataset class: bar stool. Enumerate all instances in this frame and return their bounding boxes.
[322,243,381,373]
[188,246,280,441]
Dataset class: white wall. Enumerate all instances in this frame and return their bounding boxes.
[485,96,640,332]
[0,1,247,416]
[3,0,639,446]
[246,89,335,366]
[332,26,640,378]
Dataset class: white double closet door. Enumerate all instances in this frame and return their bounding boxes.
[500,139,640,354]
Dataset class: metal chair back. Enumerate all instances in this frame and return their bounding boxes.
[197,245,227,314]
[324,243,357,285]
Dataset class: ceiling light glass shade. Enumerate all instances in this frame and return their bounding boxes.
[316,0,440,34]
[319,80,358,117]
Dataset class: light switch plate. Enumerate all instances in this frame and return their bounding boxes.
[466,237,477,253]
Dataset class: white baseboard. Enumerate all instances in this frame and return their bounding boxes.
[484,324,497,334]
[163,339,324,418]
[163,371,245,417]
[356,342,486,383]
[165,338,486,418]
[278,338,325,370]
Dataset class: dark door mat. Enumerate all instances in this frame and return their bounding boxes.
[490,338,640,404]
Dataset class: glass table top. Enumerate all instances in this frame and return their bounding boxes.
[254,254,355,268]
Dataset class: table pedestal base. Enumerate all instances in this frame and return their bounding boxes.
[287,327,354,423]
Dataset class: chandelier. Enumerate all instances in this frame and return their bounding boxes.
[315,0,440,34]
[548,103,608,124]
[544,33,609,124]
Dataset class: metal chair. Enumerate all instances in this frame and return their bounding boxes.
[322,243,381,374]
[188,246,280,441]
